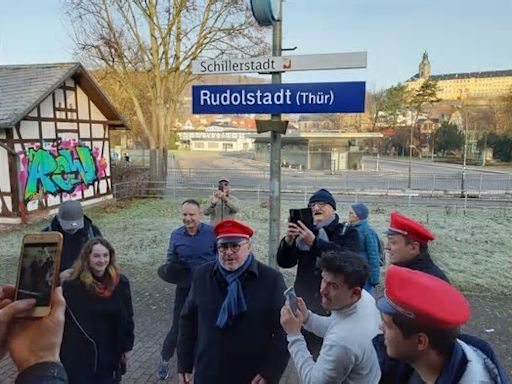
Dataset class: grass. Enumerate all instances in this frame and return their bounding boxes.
[1,198,511,296]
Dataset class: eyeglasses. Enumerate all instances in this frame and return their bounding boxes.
[308,202,327,209]
[218,241,247,253]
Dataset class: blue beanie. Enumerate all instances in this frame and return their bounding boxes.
[309,189,336,210]
[351,203,369,220]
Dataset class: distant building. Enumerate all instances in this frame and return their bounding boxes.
[177,126,255,152]
[253,132,382,171]
[0,63,127,224]
[406,52,512,100]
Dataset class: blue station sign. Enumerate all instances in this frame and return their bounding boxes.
[192,82,366,115]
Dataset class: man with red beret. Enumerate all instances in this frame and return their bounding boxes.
[385,211,448,282]
[177,219,289,384]
[373,266,508,383]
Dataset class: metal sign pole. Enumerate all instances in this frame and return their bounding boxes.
[268,1,282,268]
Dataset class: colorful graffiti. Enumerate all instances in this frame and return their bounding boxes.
[19,139,108,202]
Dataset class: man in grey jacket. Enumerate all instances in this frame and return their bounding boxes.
[280,250,381,383]
[203,177,240,225]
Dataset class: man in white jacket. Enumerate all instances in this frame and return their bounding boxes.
[280,250,381,384]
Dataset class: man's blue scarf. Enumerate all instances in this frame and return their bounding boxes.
[216,253,254,328]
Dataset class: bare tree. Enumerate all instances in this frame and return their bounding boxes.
[65,0,267,185]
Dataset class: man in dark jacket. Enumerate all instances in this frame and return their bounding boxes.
[385,211,448,282]
[374,266,508,384]
[177,220,289,384]
[42,200,102,275]
[277,188,359,358]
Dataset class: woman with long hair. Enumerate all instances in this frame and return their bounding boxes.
[60,237,134,383]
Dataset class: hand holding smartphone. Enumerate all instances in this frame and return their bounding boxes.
[284,286,299,315]
[15,232,63,317]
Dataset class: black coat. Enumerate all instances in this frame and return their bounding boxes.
[60,275,134,384]
[43,215,102,271]
[396,251,449,282]
[276,214,359,314]
[177,257,289,384]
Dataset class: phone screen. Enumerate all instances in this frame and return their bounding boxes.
[284,287,299,314]
[289,208,314,230]
[16,242,57,306]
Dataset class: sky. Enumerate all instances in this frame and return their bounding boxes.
[1,0,511,91]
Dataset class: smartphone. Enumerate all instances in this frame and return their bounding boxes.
[289,208,314,230]
[284,286,299,315]
[218,183,224,192]
[14,232,63,317]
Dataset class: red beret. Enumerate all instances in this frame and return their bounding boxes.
[214,219,253,243]
[386,212,435,245]
[377,266,470,329]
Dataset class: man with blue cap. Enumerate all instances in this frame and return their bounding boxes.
[348,202,381,295]
[277,188,359,358]
[373,266,508,383]
[177,219,289,384]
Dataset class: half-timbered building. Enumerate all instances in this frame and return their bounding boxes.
[0,63,127,224]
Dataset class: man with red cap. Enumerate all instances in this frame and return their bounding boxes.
[373,266,508,383]
[203,177,240,225]
[177,219,289,384]
[385,211,448,282]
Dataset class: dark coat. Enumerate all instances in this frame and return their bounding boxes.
[177,257,289,384]
[396,250,449,282]
[60,275,134,384]
[43,215,102,271]
[276,214,359,314]
[15,362,68,384]
[373,333,509,383]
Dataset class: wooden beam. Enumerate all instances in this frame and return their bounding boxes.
[22,116,124,126]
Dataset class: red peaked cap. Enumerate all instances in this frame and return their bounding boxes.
[214,219,254,243]
[387,211,435,245]
[377,266,471,329]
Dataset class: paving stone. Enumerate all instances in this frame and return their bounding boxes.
[1,261,510,382]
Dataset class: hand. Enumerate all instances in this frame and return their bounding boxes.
[212,190,224,203]
[59,268,74,283]
[251,373,268,384]
[296,221,315,247]
[280,304,302,335]
[7,287,66,372]
[0,285,36,359]
[179,372,193,384]
[122,350,132,363]
[284,222,300,245]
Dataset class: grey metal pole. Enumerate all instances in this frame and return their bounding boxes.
[408,123,413,189]
[268,2,283,268]
[461,110,467,197]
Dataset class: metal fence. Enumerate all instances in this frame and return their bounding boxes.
[112,166,512,208]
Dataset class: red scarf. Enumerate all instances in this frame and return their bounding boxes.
[80,265,121,298]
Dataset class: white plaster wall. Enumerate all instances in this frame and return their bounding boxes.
[56,121,77,131]
[40,94,54,119]
[18,121,39,139]
[83,184,95,199]
[77,87,89,120]
[42,122,56,139]
[79,123,90,138]
[0,129,12,214]
[90,102,104,121]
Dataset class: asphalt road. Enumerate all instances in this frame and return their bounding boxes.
[166,152,512,201]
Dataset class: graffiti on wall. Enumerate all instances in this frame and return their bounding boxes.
[19,139,108,202]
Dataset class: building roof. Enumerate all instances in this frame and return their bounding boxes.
[0,63,127,129]
[407,69,512,82]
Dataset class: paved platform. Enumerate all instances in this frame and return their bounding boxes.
[1,261,510,382]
